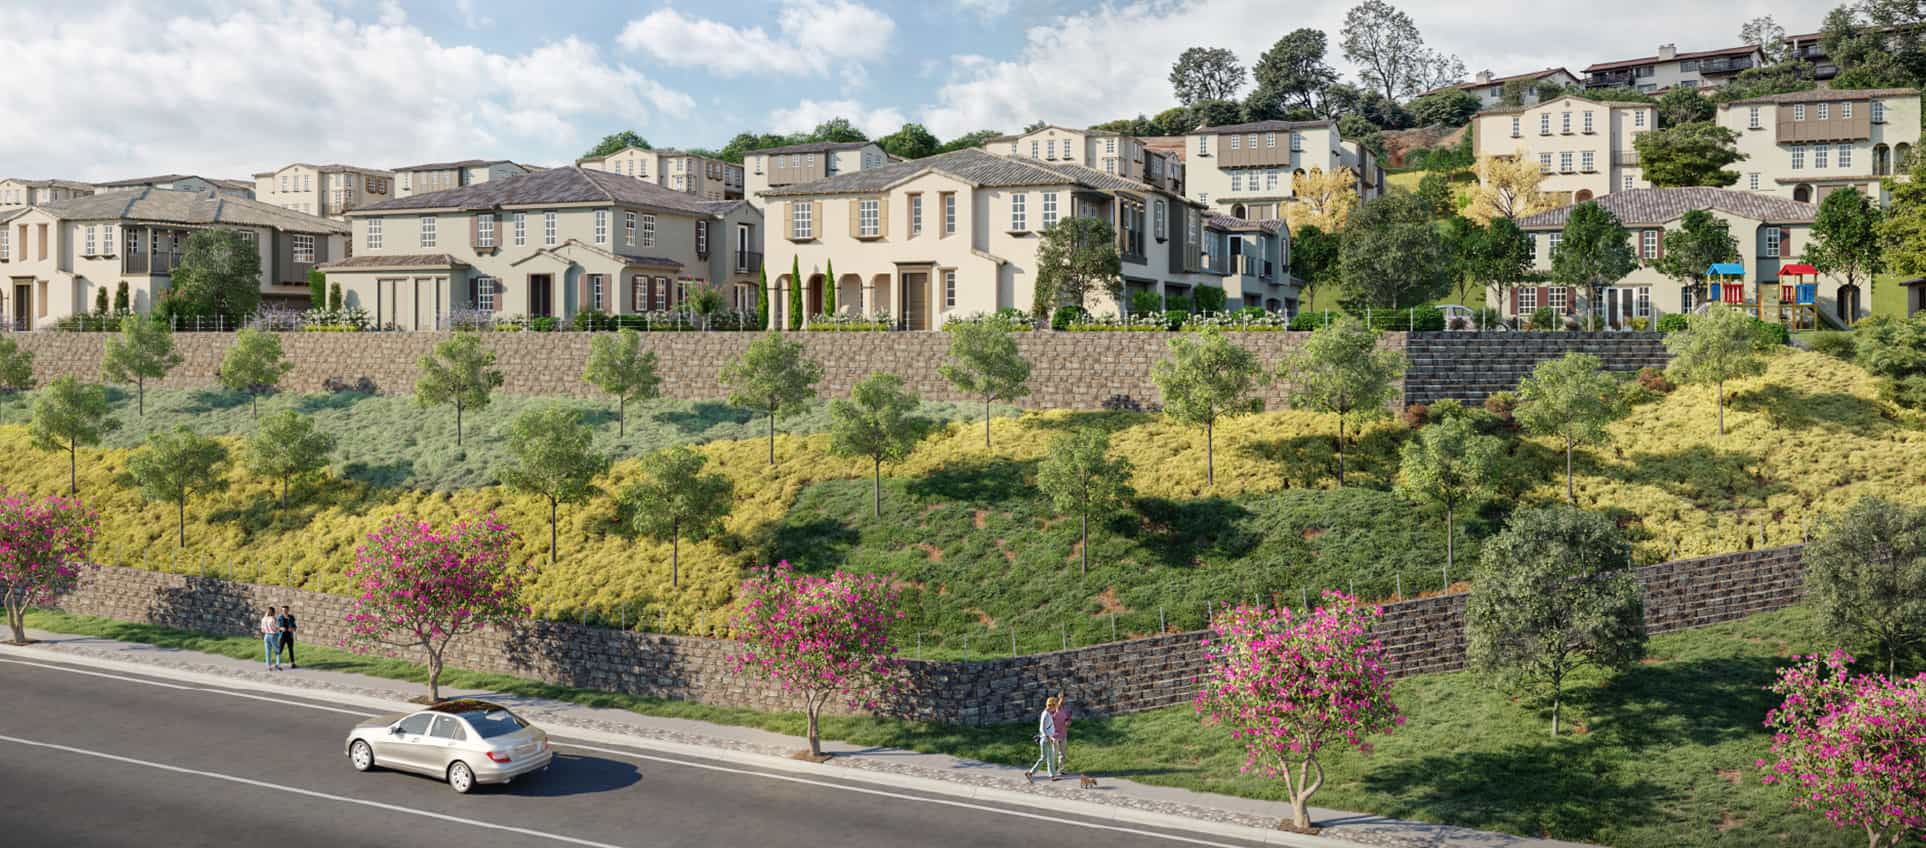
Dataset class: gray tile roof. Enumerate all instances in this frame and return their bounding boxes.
[1421,67,1574,97]
[391,159,520,172]
[93,174,195,187]
[1196,119,1337,134]
[36,187,349,234]
[759,148,1193,202]
[354,166,732,218]
[1584,44,1761,73]
[4,178,96,190]
[1723,87,1920,106]
[0,208,27,225]
[315,253,469,270]
[1207,215,1285,233]
[748,141,875,156]
[251,163,392,178]
[1517,188,1820,229]
[1479,94,1652,116]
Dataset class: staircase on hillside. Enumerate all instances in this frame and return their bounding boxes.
[1402,332,1671,407]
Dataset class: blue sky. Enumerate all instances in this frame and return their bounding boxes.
[0,0,1836,181]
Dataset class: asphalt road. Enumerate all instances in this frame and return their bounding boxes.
[0,657,1261,848]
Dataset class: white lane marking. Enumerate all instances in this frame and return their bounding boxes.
[5,655,1269,848]
[0,658,371,717]
[0,732,628,848]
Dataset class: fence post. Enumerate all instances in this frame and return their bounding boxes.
[916,634,922,660]
[1300,586,1308,610]
[1010,629,1016,658]
[1060,623,1067,651]
[1159,606,1166,633]
[1409,307,1413,332]
[1396,573,1402,600]
[1109,614,1117,642]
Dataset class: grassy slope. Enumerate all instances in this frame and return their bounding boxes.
[23,603,1864,848]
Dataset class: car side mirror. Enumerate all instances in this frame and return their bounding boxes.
[390,726,404,735]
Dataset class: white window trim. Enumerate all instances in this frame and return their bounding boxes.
[858,199,880,237]
[292,234,315,263]
[642,214,656,246]
[1010,193,1027,231]
[625,212,636,246]
[594,210,608,244]
[544,211,558,247]
[513,213,526,246]
[420,215,437,248]
[944,269,956,308]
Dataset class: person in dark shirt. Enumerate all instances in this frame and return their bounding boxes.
[277,606,298,669]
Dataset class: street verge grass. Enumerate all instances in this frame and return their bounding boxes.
[21,605,1862,848]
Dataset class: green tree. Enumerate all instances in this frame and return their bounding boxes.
[822,258,837,316]
[1854,313,1926,408]
[788,256,804,330]
[938,319,1031,447]
[1654,87,1715,128]
[1633,122,1745,187]
[1409,88,1481,128]
[1650,209,1739,309]
[1280,318,1404,485]
[1415,172,1456,219]
[934,129,1003,154]
[1740,15,1788,64]
[1551,201,1638,330]
[1170,46,1246,105]
[1802,496,1926,675]
[581,328,662,437]
[1462,216,1535,316]
[1152,329,1266,487]
[1183,99,1246,131]
[113,282,130,315]
[1465,507,1646,736]
[1036,428,1135,578]
[93,286,108,317]
[307,269,327,309]
[126,426,230,548]
[877,123,939,160]
[1033,216,1123,318]
[720,332,823,464]
[808,117,869,144]
[757,263,772,330]
[100,316,181,416]
[496,405,608,564]
[328,282,344,311]
[1533,79,1569,103]
[1882,136,1926,281]
[29,377,117,495]
[1338,191,1453,310]
[582,130,650,159]
[1663,305,1768,437]
[1806,187,1885,320]
[218,329,292,419]
[1499,78,1529,108]
[0,336,33,394]
[1515,352,1627,502]
[415,334,503,446]
[1339,0,1465,103]
[168,229,263,323]
[619,446,734,589]
[245,409,335,513]
[1821,5,1913,89]
[1396,415,1502,580]
[1290,224,1341,308]
[1243,28,1337,119]
[827,373,932,517]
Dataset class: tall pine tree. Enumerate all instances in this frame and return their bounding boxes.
[823,259,838,316]
[788,256,804,330]
[757,264,771,330]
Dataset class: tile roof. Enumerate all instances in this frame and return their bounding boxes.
[251,163,393,178]
[1517,188,1819,229]
[36,187,350,234]
[529,240,682,269]
[315,253,469,270]
[1478,94,1654,116]
[211,179,256,191]
[1584,45,1761,73]
[1421,67,1575,97]
[1196,119,1337,134]
[747,141,876,156]
[3,178,96,190]
[1206,215,1285,234]
[759,148,1194,201]
[1723,87,1921,105]
[0,208,27,225]
[391,159,520,172]
[93,174,195,187]
[353,166,736,217]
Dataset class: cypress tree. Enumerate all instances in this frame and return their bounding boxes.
[788,256,804,330]
[823,258,838,316]
[757,264,771,330]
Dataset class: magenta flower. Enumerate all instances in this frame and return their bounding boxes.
[1757,651,1926,846]
[0,491,98,644]
[727,562,901,757]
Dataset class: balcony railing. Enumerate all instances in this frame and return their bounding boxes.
[123,251,183,276]
[735,249,763,274]
[1613,150,1641,166]
[1697,57,1754,74]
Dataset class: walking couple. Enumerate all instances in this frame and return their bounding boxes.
[259,605,297,670]
[1025,693,1071,782]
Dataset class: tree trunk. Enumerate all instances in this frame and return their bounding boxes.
[455,401,464,446]
[767,408,776,465]
[1080,511,1089,578]
[1444,505,1455,586]
[6,592,25,644]
[1205,419,1215,487]
[548,498,558,564]
[68,442,77,495]
[251,392,258,419]
[618,397,626,438]
[984,396,992,448]
[1565,442,1576,504]
[671,520,680,589]
[1551,685,1562,737]
[806,697,823,757]
[872,457,882,518]
[280,478,288,514]
[177,499,186,548]
[137,378,145,416]
[1716,379,1726,437]
[427,647,443,703]
[1336,416,1347,486]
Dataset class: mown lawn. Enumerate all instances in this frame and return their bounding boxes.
[23,604,1870,848]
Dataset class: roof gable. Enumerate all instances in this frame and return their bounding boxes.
[1517,187,1819,229]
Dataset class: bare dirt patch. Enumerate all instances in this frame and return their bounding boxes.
[918,543,943,562]
[973,510,990,530]
[1717,769,1743,785]
[1093,587,1129,616]
[1300,527,1326,541]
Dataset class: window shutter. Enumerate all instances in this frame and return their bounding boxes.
[877,196,890,238]
[1509,287,1518,316]
[470,214,479,248]
[1537,286,1551,315]
[783,202,794,240]
[1779,228,1790,258]
[316,236,330,263]
[1655,230,1664,259]
[848,197,860,235]
[812,201,822,238]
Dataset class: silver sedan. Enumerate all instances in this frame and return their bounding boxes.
[345,699,553,793]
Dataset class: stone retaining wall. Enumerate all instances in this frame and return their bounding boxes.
[49,545,1808,726]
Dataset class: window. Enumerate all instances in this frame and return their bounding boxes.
[1636,287,1651,317]
[696,221,707,255]
[1873,101,1886,123]
[302,174,311,192]
[1266,170,1278,190]
[909,194,922,236]
[1539,113,1551,135]
[396,714,433,737]
[1290,131,1303,151]
[280,176,289,193]
[1230,135,1241,150]
[1634,110,1646,128]
[1838,144,1852,169]
[1549,232,1562,253]
[1794,104,1806,121]
[473,276,497,312]
[1791,145,1805,169]
[1749,106,1761,129]
[631,275,647,309]
[1046,139,1057,159]
[420,216,437,248]
[84,225,95,255]
[792,203,812,239]
[1231,172,1242,192]
[1763,227,1781,256]
[1510,116,1521,137]
[1561,111,1572,133]
[943,193,956,235]
[858,198,880,237]
[0,229,8,262]
[1818,103,1830,120]
[1559,151,1573,172]
[589,274,605,311]
[1042,192,1058,228]
[1266,132,1276,148]
[1246,133,1257,148]
[1548,287,1567,311]
[1105,159,1115,174]
[1199,136,1210,155]
[1642,229,1658,258]
[624,212,636,245]
[1518,287,1537,311]
[1581,151,1595,172]
[1815,145,1829,168]
[1539,153,1554,173]
[1106,137,1117,154]
[1030,141,1039,158]
[292,234,315,263]
[126,228,140,256]
[1842,102,1853,119]
[1154,200,1166,240]
[543,212,557,246]
[512,212,526,246]
[1582,111,1594,133]
[1624,174,1635,190]
[641,214,655,246]
[594,210,608,244]
[477,214,494,248]
[944,269,956,308]
[1749,172,1761,191]
[1010,193,1027,230]
[1199,192,1208,202]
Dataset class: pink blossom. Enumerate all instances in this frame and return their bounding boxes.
[1757,651,1926,845]
[0,491,98,643]
[727,562,902,757]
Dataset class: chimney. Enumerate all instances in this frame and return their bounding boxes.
[1657,43,1677,60]
[1475,69,1494,84]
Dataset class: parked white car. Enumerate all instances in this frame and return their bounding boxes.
[345,699,552,793]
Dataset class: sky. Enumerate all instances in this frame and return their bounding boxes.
[0,0,1840,182]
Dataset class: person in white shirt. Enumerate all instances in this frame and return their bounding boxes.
[260,609,282,671]
[1025,696,1060,782]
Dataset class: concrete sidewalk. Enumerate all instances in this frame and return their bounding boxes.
[5,628,1594,848]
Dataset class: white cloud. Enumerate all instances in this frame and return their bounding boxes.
[617,0,894,78]
[454,0,493,29]
[0,1,692,180]
[955,0,1016,17]
[768,99,909,138]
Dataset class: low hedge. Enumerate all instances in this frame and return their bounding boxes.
[1290,306,1445,332]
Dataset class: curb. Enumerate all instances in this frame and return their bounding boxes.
[0,642,1353,848]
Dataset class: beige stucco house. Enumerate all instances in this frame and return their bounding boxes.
[0,188,348,329]
[1474,95,1659,203]
[577,146,744,201]
[392,160,533,198]
[1582,43,1766,93]
[93,175,255,199]
[743,141,891,209]
[1719,88,1920,206]
[758,147,1262,329]
[1180,120,1382,221]
[320,166,763,330]
[1207,216,1295,313]
[253,163,395,220]
[980,127,1186,197]
[1505,188,1858,327]
[1422,67,1580,108]
[0,179,95,208]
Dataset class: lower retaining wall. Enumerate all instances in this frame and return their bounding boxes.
[49,545,1807,726]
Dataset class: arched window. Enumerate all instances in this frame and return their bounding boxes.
[1793,184,1813,203]
[1898,143,1914,170]
[1874,144,1892,177]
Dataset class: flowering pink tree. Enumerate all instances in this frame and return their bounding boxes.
[729,561,902,757]
[343,514,527,702]
[1194,592,1404,832]
[1758,650,1926,848]
[0,492,97,644]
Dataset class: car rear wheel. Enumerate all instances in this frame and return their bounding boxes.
[349,740,375,772]
[448,761,475,794]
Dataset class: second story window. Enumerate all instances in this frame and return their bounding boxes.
[944,269,956,308]
[544,211,557,246]
[1046,140,1057,159]
[367,218,383,249]
[1266,132,1276,148]
[84,225,95,255]
[1818,103,1830,120]
[1011,193,1027,231]
[1583,111,1594,133]
[909,195,922,236]
[1839,144,1852,169]
[1561,111,1572,133]
[1290,132,1302,151]
[641,214,656,246]
[696,220,708,254]
[1581,151,1595,171]
[1030,141,1039,158]
[594,210,608,244]
[1246,133,1257,149]
[1538,153,1553,173]
[1559,152,1573,172]
[1634,110,1646,128]
[1763,227,1781,256]
[477,214,495,247]
[1511,117,1521,137]
[1540,113,1551,135]
[1791,145,1805,169]
[1199,136,1210,155]
[1874,100,1886,123]
[1106,138,1117,154]
[858,199,880,237]
[1230,135,1241,150]
[293,234,315,263]
[1815,145,1829,168]
[1794,104,1806,121]
[513,212,526,245]
[943,193,956,235]
[1232,172,1242,192]
[793,202,812,239]
[625,212,636,246]
[1154,200,1166,240]
[420,215,436,248]
[0,229,8,261]
[1642,229,1657,258]
[1042,192,1058,229]
[1842,102,1853,119]
[1749,106,1761,129]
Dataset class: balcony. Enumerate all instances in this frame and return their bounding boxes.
[123,251,182,276]
[735,249,763,274]
[1613,150,1641,166]
[1697,57,1754,75]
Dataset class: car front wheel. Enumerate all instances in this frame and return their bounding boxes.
[349,740,375,772]
[448,761,475,794]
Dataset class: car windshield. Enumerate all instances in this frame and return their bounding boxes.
[460,708,528,738]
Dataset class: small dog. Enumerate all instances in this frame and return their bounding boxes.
[1078,773,1098,789]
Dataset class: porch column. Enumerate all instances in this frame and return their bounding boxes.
[862,277,876,320]
[769,275,786,331]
